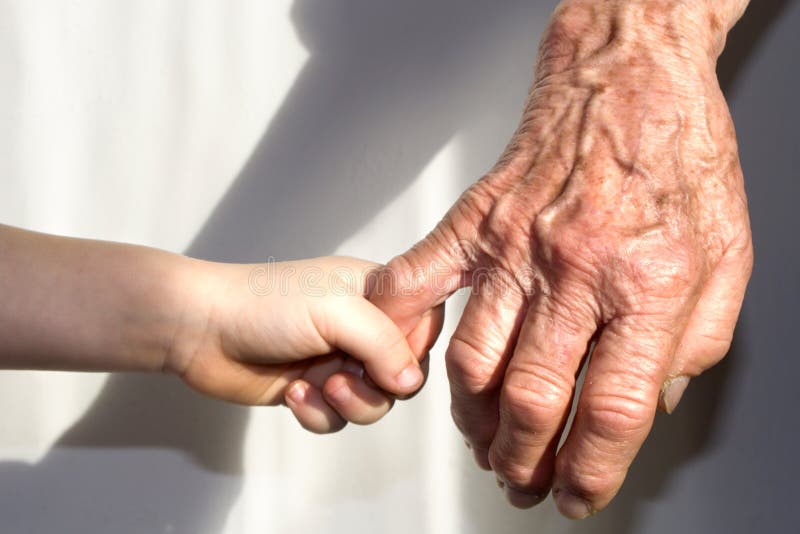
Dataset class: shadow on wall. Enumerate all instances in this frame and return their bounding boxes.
[716,0,790,96]
[0,1,550,533]
[0,1,787,532]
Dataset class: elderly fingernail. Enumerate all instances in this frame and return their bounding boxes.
[395,365,423,390]
[554,488,593,520]
[504,487,545,508]
[661,376,690,414]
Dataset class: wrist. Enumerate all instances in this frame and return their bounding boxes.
[92,246,212,374]
[0,228,211,373]
[158,256,224,377]
[547,0,746,67]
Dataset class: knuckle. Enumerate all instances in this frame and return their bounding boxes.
[489,449,535,488]
[583,389,653,440]
[532,206,602,287]
[698,332,733,362]
[390,228,474,294]
[541,294,598,336]
[532,204,575,252]
[556,460,620,501]
[381,253,426,296]
[450,403,497,450]
[484,195,530,243]
[457,180,498,223]
[384,233,461,295]
[501,365,575,432]
[611,240,700,306]
[479,195,535,271]
[446,337,504,395]
[728,228,754,277]
[678,331,733,376]
[327,266,362,296]
[371,325,406,357]
[635,253,695,294]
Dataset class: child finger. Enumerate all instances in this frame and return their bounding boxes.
[314,298,423,396]
[285,379,347,434]
[323,372,394,425]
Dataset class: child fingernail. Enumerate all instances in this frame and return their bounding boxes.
[326,384,351,405]
[286,383,307,403]
[395,365,423,390]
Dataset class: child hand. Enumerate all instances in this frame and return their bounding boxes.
[167,256,444,433]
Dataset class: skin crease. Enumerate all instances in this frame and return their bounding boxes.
[310,0,754,519]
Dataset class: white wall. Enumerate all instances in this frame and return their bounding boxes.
[0,1,796,533]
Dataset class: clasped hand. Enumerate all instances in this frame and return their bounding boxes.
[265,0,753,519]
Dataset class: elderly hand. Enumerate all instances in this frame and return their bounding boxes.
[327,0,753,518]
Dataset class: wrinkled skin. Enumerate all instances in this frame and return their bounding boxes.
[316,0,753,519]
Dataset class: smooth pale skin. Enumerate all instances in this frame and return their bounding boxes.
[320,0,754,519]
[0,224,443,433]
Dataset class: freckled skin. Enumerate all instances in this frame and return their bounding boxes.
[319,0,754,519]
